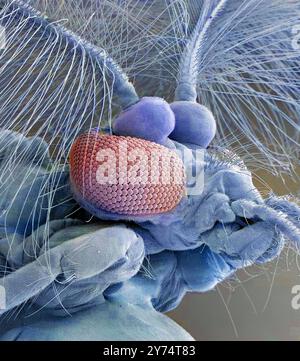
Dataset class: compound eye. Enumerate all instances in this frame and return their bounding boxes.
[113,97,175,145]
[69,133,186,217]
[169,101,216,148]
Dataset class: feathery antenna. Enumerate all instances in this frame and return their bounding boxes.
[175,0,228,101]
[1,0,139,109]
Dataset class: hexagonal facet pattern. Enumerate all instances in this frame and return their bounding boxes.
[70,133,185,216]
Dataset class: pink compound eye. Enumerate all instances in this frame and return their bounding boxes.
[69,133,186,216]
